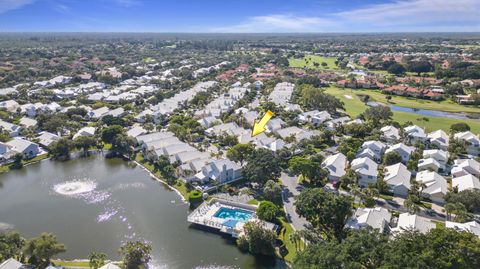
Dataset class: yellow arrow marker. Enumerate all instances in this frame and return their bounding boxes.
[252,110,274,137]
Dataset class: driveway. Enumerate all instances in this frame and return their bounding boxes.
[280,172,310,230]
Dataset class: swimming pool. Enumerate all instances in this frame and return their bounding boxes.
[214,207,253,222]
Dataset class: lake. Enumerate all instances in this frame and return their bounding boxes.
[0,155,286,269]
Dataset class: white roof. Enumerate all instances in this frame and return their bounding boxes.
[73,127,96,139]
[416,170,448,197]
[0,258,23,269]
[393,213,435,234]
[452,174,480,192]
[427,129,449,145]
[422,149,448,161]
[19,117,37,128]
[99,263,121,269]
[385,143,414,156]
[445,221,480,238]
[5,138,38,153]
[404,125,426,138]
[347,207,391,233]
[322,153,347,178]
[454,131,480,144]
[351,157,378,177]
[384,163,411,189]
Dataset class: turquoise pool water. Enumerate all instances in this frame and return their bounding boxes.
[214,207,253,222]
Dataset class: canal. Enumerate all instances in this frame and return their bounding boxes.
[0,155,286,269]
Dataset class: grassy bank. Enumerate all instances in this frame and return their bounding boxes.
[324,86,480,133]
[278,218,302,263]
[0,153,49,173]
[134,153,190,200]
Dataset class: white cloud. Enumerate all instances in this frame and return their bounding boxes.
[337,0,480,27]
[212,0,480,32]
[0,0,34,14]
[213,14,334,33]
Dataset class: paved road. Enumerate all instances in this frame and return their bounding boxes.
[280,172,310,230]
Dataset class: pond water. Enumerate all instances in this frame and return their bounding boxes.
[389,105,480,121]
[0,155,286,269]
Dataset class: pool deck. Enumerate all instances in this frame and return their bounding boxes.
[188,198,275,238]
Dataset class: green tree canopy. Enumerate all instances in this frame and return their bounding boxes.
[23,233,66,267]
[243,148,282,185]
[226,143,254,165]
[295,188,353,241]
[119,241,152,269]
[236,221,277,256]
[256,201,280,222]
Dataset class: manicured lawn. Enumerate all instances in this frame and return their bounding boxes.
[278,218,302,263]
[289,55,338,70]
[247,199,259,205]
[344,87,480,114]
[0,154,49,173]
[324,86,480,133]
[52,260,90,268]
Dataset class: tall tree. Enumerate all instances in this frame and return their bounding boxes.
[23,233,66,267]
[243,149,281,185]
[0,231,25,261]
[118,241,152,269]
[88,251,107,269]
[295,188,353,241]
[236,221,277,256]
[226,143,254,165]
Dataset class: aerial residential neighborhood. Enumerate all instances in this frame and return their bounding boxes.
[0,1,480,269]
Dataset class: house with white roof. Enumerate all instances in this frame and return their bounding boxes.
[126,126,147,138]
[0,258,23,269]
[452,174,480,192]
[197,116,221,128]
[298,110,332,126]
[417,158,441,172]
[19,117,37,129]
[322,153,347,182]
[383,163,411,197]
[324,116,351,131]
[73,127,96,140]
[422,149,449,171]
[37,131,60,148]
[454,131,480,156]
[404,125,427,144]
[87,106,110,120]
[416,170,448,204]
[427,130,449,150]
[205,122,248,137]
[347,207,392,233]
[385,143,415,163]
[351,157,378,187]
[0,100,20,112]
[265,118,285,133]
[5,138,40,159]
[359,140,386,162]
[391,213,435,234]
[191,159,242,184]
[0,120,22,137]
[451,159,480,178]
[445,221,480,238]
[274,126,304,140]
[380,125,400,143]
[99,263,122,269]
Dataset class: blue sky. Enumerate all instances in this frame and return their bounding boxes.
[0,0,479,32]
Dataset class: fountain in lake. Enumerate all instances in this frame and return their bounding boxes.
[53,179,96,195]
